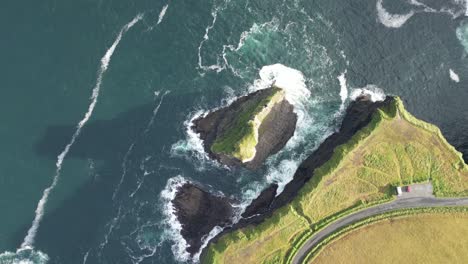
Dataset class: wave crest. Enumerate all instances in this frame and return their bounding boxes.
[0,248,49,264]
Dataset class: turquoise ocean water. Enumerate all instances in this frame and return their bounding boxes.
[1,0,467,263]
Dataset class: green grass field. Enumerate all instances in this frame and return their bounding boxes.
[211,87,285,162]
[202,97,468,264]
[313,212,468,264]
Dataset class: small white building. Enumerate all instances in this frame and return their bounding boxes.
[396,186,402,196]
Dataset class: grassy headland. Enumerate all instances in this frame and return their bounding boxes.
[203,97,468,264]
[211,87,285,162]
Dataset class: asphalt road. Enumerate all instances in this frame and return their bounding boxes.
[292,196,468,264]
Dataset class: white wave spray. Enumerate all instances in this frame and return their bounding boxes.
[377,0,466,28]
[249,64,312,193]
[20,14,143,250]
[160,176,190,262]
[376,0,414,28]
[337,72,348,112]
[350,84,386,102]
[449,69,460,82]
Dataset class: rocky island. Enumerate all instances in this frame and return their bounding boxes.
[193,87,297,169]
[172,183,234,255]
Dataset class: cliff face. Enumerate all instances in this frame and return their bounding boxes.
[193,87,297,169]
[200,95,395,256]
[172,183,233,255]
[175,95,394,258]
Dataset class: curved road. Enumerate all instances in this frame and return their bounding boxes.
[292,196,468,264]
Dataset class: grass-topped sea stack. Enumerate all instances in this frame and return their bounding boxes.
[193,87,297,169]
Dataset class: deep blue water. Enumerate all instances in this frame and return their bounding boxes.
[0,0,467,263]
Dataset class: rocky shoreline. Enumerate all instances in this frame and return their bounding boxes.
[172,183,234,255]
[198,95,394,258]
[173,95,394,258]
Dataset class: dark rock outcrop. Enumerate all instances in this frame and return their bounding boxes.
[201,95,395,257]
[241,184,278,218]
[173,183,233,255]
[193,88,297,169]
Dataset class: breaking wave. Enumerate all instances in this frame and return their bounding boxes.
[350,84,386,102]
[376,0,414,28]
[170,110,224,171]
[20,13,143,250]
[456,20,468,53]
[0,248,49,264]
[338,71,349,112]
[247,64,315,192]
[160,176,190,262]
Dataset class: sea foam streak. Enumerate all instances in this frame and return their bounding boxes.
[197,5,223,72]
[20,14,143,249]
[113,91,169,200]
[157,3,169,25]
[197,1,233,73]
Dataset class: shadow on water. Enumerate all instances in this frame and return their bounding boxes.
[12,91,212,264]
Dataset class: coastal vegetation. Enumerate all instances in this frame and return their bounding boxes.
[203,97,468,264]
[211,87,285,162]
[311,208,468,264]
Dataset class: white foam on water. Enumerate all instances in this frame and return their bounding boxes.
[350,84,386,102]
[170,110,225,171]
[160,176,190,262]
[449,69,460,82]
[0,247,49,264]
[144,90,170,135]
[113,90,169,200]
[197,5,224,73]
[170,111,208,159]
[220,19,280,77]
[112,143,135,201]
[82,250,90,264]
[265,159,300,193]
[465,0,468,16]
[157,3,170,25]
[376,0,415,28]
[98,205,122,254]
[337,72,348,111]
[456,21,468,53]
[379,0,466,28]
[242,64,314,194]
[192,226,223,263]
[20,13,143,249]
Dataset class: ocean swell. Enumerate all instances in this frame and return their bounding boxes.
[20,13,143,250]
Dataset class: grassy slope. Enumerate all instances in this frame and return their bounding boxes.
[313,211,468,264]
[203,97,468,264]
[211,87,284,162]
